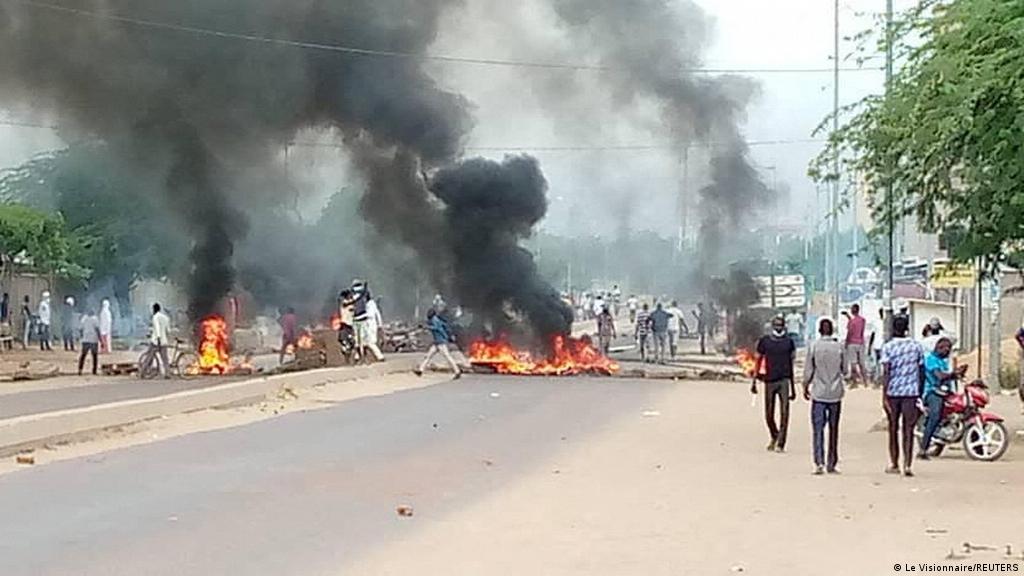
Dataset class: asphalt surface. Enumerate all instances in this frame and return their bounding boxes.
[0,376,241,420]
[0,374,665,576]
[0,353,316,420]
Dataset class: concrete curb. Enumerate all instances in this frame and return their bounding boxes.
[0,356,420,456]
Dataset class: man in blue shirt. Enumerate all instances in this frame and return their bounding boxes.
[880,315,924,476]
[415,309,462,379]
[919,337,967,458]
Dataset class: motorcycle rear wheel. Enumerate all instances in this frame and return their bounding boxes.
[963,421,1009,462]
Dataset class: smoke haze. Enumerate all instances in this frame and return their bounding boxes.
[0,0,772,337]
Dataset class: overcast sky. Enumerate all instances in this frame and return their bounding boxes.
[0,0,914,239]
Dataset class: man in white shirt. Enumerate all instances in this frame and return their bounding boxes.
[150,303,171,378]
[37,291,53,351]
[665,300,687,359]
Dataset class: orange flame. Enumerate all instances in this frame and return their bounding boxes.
[330,313,342,331]
[734,348,762,378]
[194,315,231,375]
[469,335,619,376]
[297,332,315,350]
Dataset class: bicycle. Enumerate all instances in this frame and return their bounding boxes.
[139,338,200,380]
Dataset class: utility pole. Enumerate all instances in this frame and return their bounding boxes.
[677,147,689,256]
[884,0,896,337]
[830,0,841,319]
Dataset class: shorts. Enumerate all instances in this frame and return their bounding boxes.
[845,343,866,370]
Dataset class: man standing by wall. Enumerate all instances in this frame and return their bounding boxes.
[756,315,796,452]
[37,291,52,351]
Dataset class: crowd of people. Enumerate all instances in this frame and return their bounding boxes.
[754,306,968,477]
[623,299,718,362]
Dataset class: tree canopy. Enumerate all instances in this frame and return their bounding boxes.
[812,0,1024,266]
[0,203,88,279]
[0,143,188,297]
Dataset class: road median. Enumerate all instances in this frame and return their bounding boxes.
[0,356,420,456]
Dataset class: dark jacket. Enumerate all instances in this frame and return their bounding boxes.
[649,309,671,333]
[427,315,451,345]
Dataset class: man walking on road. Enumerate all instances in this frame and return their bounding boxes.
[78,308,101,376]
[19,294,32,350]
[666,300,686,359]
[596,305,616,355]
[756,315,796,452]
[802,317,846,474]
[415,308,461,379]
[880,315,924,477]
[649,302,671,364]
[843,304,867,388]
[635,303,652,363]
[693,302,709,355]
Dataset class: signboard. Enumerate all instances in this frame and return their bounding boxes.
[752,274,807,309]
[931,263,976,289]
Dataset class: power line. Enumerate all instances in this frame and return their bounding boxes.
[0,118,823,151]
[285,138,825,152]
[9,0,884,75]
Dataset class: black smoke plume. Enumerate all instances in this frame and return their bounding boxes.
[430,155,573,340]
[0,0,468,322]
[549,0,771,276]
[0,0,573,342]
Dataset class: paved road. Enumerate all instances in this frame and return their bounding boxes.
[0,354,405,420]
[0,375,665,576]
[0,376,243,420]
[2,373,1021,576]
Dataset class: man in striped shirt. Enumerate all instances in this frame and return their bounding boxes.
[634,303,653,363]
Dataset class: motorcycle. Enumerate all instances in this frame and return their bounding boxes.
[915,379,1009,462]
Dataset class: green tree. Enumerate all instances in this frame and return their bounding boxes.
[812,0,1024,266]
[0,203,89,280]
[0,144,188,301]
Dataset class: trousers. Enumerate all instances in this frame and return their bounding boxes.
[764,379,792,449]
[811,400,842,469]
[885,396,920,469]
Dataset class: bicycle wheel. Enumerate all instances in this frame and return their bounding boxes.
[174,350,200,379]
[138,350,159,380]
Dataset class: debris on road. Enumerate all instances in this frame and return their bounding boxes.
[642,410,661,418]
[489,392,501,399]
[730,565,745,572]
[396,505,414,517]
[925,528,949,535]
[15,454,35,465]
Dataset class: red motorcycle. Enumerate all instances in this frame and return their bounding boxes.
[915,380,1009,462]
